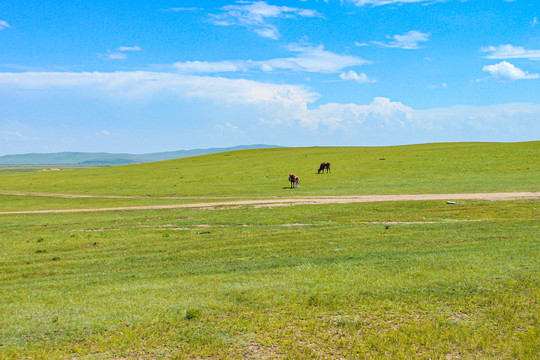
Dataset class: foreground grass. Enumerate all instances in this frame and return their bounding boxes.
[1,200,538,359]
[0,142,538,197]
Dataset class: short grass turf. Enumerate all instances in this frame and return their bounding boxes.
[0,142,538,197]
[1,200,538,359]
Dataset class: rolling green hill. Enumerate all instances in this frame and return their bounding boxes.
[0,144,280,166]
[0,142,538,197]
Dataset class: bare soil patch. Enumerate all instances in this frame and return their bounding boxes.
[39,168,62,172]
[0,192,538,215]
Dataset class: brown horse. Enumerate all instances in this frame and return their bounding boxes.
[288,173,300,188]
[317,162,331,174]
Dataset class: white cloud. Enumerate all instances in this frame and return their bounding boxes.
[105,51,127,60]
[347,0,437,6]
[297,100,540,143]
[481,44,540,60]
[103,46,142,60]
[532,17,539,27]
[267,44,368,72]
[339,70,376,83]
[209,1,319,39]
[427,82,447,89]
[0,130,24,140]
[174,60,247,73]
[253,26,279,39]
[373,30,429,49]
[355,42,369,47]
[413,102,540,138]
[0,124,41,142]
[174,44,368,74]
[165,7,202,12]
[0,20,9,30]
[277,98,540,143]
[118,46,142,52]
[482,61,539,81]
[0,71,319,107]
[216,122,241,133]
[1,71,539,144]
[298,97,413,130]
[0,71,410,134]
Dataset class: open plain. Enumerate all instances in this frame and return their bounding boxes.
[1,142,539,359]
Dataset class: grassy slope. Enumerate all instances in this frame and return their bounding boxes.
[0,142,538,359]
[0,145,280,166]
[0,142,538,197]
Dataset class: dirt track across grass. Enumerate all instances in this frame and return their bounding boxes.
[0,192,538,215]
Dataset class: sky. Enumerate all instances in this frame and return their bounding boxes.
[0,0,539,155]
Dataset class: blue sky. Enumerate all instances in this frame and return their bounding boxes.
[0,0,539,155]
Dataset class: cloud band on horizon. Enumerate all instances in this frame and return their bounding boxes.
[1,70,538,140]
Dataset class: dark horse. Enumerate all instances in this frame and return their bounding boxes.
[288,173,300,188]
[317,162,331,174]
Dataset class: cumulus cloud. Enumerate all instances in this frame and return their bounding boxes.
[481,44,540,60]
[283,98,540,143]
[481,61,539,81]
[298,97,413,130]
[2,70,539,145]
[413,102,540,141]
[209,1,319,39]
[339,70,376,83]
[296,101,540,143]
[0,20,9,30]
[174,44,368,74]
[373,30,429,49]
[0,71,412,135]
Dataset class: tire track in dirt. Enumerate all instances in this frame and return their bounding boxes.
[0,192,538,215]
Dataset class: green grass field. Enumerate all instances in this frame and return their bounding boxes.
[0,142,538,198]
[1,142,539,359]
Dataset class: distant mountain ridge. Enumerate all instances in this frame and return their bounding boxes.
[0,145,282,166]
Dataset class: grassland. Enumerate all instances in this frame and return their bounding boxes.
[0,142,539,359]
[0,142,538,198]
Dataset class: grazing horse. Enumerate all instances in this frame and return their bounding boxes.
[289,173,300,188]
[317,162,331,174]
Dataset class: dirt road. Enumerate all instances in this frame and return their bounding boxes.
[0,192,538,215]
